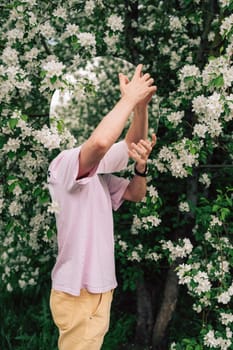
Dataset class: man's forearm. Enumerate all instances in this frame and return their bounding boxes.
[123,174,147,202]
[125,104,148,147]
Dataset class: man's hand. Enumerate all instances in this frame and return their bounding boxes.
[119,64,156,106]
[123,134,156,202]
[129,133,156,173]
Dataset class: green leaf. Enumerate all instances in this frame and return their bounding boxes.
[211,75,224,88]
[33,187,42,197]
[8,182,18,192]
[184,76,194,83]
[46,229,54,239]
[195,345,202,350]
[8,118,18,129]
[212,204,220,212]
[220,208,230,221]
[50,76,57,84]
[57,119,65,133]
[39,194,50,204]
[21,114,28,121]
[40,70,46,78]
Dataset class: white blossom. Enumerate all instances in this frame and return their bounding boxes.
[3,137,21,152]
[53,6,67,20]
[47,201,60,214]
[33,125,61,150]
[161,238,193,261]
[217,291,231,304]
[145,251,161,262]
[156,138,200,178]
[1,47,19,65]
[193,271,212,295]
[177,263,193,285]
[128,250,141,262]
[43,60,65,78]
[63,24,79,38]
[193,303,202,313]
[131,214,142,234]
[208,31,215,42]
[104,34,119,52]
[13,185,22,197]
[167,111,184,127]
[219,0,231,7]
[141,215,161,229]
[179,64,200,79]
[39,21,56,39]
[19,279,27,289]
[220,14,233,36]
[199,173,211,188]
[193,123,208,138]
[169,16,183,31]
[220,313,233,326]
[179,201,190,213]
[77,32,96,48]
[118,240,128,252]
[0,198,4,214]
[170,342,177,350]
[147,185,159,203]
[204,330,219,348]
[84,1,95,16]
[6,28,24,43]
[210,215,223,227]
[6,283,13,292]
[107,14,124,32]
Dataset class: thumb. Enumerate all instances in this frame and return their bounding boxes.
[119,73,129,86]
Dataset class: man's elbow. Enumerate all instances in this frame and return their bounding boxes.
[91,137,109,157]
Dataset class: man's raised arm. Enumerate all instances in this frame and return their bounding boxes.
[77,64,156,179]
[118,65,157,148]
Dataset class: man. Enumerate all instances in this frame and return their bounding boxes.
[48,64,157,350]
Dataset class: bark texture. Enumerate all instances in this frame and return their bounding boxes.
[152,265,179,350]
[135,278,154,347]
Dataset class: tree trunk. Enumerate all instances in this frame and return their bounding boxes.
[135,277,153,347]
[152,265,179,350]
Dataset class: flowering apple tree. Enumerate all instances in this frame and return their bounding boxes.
[0,0,233,349]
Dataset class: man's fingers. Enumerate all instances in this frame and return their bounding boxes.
[133,64,143,79]
[143,73,150,81]
[149,85,157,93]
[128,149,142,163]
[151,133,157,147]
[147,78,154,86]
[131,141,151,158]
[119,73,128,84]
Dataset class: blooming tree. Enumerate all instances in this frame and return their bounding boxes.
[0,0,233,349]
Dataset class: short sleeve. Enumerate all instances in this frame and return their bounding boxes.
[48,146,98,192]
[103,174,130,211]
[97,140,129,174]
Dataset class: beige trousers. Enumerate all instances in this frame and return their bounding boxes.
[50,288,113,350]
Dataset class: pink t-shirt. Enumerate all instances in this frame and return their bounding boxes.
[48,141,130,296]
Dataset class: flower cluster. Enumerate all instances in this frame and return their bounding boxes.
[0,113,75,292]
[161,238,193,261]
[154,138,201,178]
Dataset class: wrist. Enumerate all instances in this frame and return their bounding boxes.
[134,163,148,177]
[134,104,148,117]
[121,94,137,109]
[134,103,147,112]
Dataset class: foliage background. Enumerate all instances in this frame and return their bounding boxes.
[0,0,233,349]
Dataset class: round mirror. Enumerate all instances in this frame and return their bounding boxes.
[50,56,159,145]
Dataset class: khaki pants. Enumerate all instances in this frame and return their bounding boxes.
[50,288,113,350]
